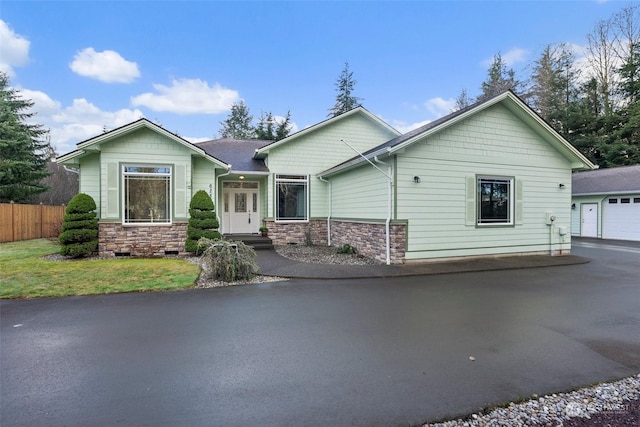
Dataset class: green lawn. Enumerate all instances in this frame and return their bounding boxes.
[0,239,200,299]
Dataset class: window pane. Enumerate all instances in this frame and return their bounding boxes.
[124,175,170,223]
[124,166,170,174]
[478,178,511,224]
[277,182,307,220]
[235,193,247,212]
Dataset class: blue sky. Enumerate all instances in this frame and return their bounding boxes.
[0,0,627,155]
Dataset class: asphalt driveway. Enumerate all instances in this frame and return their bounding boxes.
[1,239,639,426]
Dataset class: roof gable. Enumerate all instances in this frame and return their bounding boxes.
[56,118,227,168]
[319,91,596,177]
[254,107,400,158]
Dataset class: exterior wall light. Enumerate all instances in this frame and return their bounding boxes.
[413,176,421,184]
[559,183,565,188]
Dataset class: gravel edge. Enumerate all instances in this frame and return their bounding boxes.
[424,374,640,427]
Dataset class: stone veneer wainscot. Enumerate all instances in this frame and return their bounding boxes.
[99,222,188,257]
[264,219,406,264]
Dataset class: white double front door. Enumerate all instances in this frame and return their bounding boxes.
[222,182,260,234]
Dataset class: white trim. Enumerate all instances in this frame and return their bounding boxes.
[476,176,515,226]
[274,174,309,222]
[122,164,172,225]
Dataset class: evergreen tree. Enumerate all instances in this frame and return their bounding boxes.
[219,100,256,139]
[453,88,473,111]
[185,190,220,253]
[528,44,578,135]
[0,72,50,202]
[255,110,293,141]
[477,53,521,102]
[328,61,363,117]
[58,193,99,258]
[608,42,640,166]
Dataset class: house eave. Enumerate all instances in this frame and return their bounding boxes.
[573,190,640,197]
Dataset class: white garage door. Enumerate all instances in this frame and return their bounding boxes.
[603,195,640,241]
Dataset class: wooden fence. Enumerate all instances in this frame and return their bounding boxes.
[0,203,66,243]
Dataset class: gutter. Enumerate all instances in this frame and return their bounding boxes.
[317,176,332,246]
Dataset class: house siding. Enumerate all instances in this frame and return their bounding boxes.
[265,113,397,219]
[79,153,101,216]
[191,157,216,199]
[396,104,573,259]
[99,128,193,221]
[331,164,389,219]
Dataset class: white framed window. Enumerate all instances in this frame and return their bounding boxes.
[477,176,514,225]
[275,174,308,221]
[123,165,171,224]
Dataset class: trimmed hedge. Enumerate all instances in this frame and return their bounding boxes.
[185,190,220,253]
[59,193,98,258]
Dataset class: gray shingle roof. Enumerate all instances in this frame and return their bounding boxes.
[572,165,640,195]
[195,139,271,172]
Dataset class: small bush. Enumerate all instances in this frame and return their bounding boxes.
[186,190,220,253]
[59,193,98,258]
[197,238,258,282]
[336,243,357,255]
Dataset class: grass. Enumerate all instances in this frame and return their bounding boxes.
[0,239,200,299]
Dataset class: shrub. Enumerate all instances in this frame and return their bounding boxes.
[59,193,98,258]
[336,243,357,255]
[197,238,258,282]
[185,190,220,253]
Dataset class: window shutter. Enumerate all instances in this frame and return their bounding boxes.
[106,162,119,218]
[174,165,187,219]
[465,176,476,226]
[515,179,523,225]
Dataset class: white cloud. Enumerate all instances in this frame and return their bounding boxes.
[482,47,529,67]
[424,97,456,117]
[183,136,212,144]
[131,78,239,114]
[70,48,140,83]
[392,119,432,134]
[0,20,30,77]
[23,92,144,154]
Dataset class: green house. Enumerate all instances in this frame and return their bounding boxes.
[57,91,595,263]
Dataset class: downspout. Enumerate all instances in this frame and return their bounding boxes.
[374,156,392,266]
[317,176,332,246]
[338,139,393,265]
[216,164,232,228]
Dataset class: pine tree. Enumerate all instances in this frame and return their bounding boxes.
[477,53,521,102]
[328,62,363,117]
[453,88,473,111]
[528,44,578,135]
[219,100,256,139]
[0,72,50,202]
[255,110,292,141]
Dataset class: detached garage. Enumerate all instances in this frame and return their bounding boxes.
[571,165,640,241]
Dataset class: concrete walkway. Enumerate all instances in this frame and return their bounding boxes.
[255,248,590,279]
